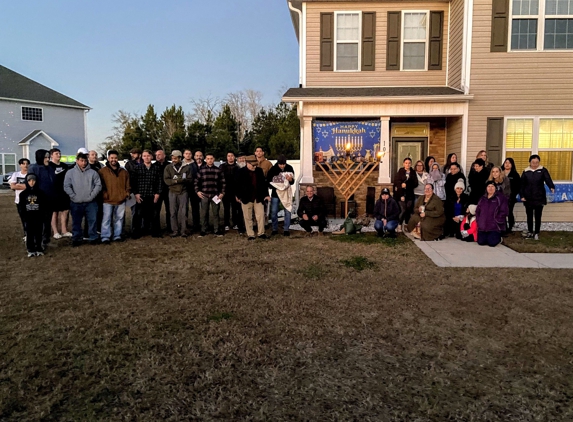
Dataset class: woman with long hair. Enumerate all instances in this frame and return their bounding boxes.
[476,150,494,170]
[488,166,511,199]
[443,153,460,175]
[407,183,445,241]
[503,158,521,233]
[413,160,429,204]
[424,156,435,173]
[520,154,555,240]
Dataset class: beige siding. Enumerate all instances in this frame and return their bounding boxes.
[446,116,463,159]
[468,0,573,221]
[305,2,449,87]
[514,203,573,223]
[447,0,464,89]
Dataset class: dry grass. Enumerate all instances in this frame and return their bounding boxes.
[1,195,572,421]
[503,231,573,253]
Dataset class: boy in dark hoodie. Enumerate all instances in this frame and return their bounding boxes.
[18,174,47,257]
[29,149,57,247]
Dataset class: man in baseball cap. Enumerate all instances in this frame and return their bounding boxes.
[373,187,400,238]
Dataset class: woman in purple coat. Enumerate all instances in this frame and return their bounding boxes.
[475,181,509,247]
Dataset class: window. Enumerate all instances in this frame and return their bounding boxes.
[0,154,17,175]
[335,12,361,71]
[505,117,573,180]
[402,12,428,70]
[511,0,573,50]
[22,107,43,121]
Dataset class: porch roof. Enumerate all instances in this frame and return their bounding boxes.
[282,87,472,103]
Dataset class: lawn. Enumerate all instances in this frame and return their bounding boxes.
[503,231,573,253]
[1,195,572,421]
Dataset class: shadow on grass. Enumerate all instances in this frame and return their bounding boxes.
[330,232,409,246]
[340,256,376,271]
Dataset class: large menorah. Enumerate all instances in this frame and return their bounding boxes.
[317,141,384,217]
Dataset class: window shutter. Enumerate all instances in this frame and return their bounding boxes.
[320,13,334,71]
[362,12,376,71]
[486,117,504,167]
[386,12,401,70]
[491,0,509,52]
[428,11,443,70]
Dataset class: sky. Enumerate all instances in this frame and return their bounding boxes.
[1,0,299,150]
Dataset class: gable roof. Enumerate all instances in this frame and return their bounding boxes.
[0,65,90,110]
[18,130,59,146]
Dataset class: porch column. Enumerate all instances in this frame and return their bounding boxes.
[378,116,391,184]
[301,116,314,184]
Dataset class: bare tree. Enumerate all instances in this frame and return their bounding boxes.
[225,89,263,141]
[98,110,137,155]
[188,94,221,124]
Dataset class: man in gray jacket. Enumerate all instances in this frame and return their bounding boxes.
[64,152,102,246]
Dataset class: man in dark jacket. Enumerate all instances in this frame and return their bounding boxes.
[125,147,143,232]
[195,153,226,237]
[236,155,270,240]
[131,149,163,239]
[219,151,244,233]
[373,188,400,238]
[393,157,418,228]
[188,150,205,233]
[154,149,171,233]
[267,155,295,236]
[297,186,327,236]
[29,149,57,247]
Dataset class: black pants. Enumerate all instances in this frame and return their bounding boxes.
[300,218,327,233]
[41,202,54,245]
[525,204,544,234]
[399,199,414,225]
[507,197,517,231]
[26,218,44,253]
[189,192,201,232]
[16,204,26,235]
[223,195,244,231]
[157,190,171,232]
[133,196,161,237]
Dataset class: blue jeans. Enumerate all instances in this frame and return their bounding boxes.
[374,219,399,235]
[70,201,98,242]
[271,197,291,231]
[101,203,126,241]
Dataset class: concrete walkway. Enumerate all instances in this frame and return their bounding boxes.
[407,234,573,268]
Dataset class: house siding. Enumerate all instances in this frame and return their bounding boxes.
[0,100,87,158]
[446,116,463,161]
[305,2,450,87]
[448,0,464,89]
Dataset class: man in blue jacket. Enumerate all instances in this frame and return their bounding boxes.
[64,152,102,246]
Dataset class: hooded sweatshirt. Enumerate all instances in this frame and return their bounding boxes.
[29,149,57,199]
[64,163,102,203]
[18,175,47,222]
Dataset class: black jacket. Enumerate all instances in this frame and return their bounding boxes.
[445,192,470,220]
[520,166,555,206]
[468,169,489,204]
[505,169,521,200]
[445,172,467,200]
[393,168,418,201]
[219,162,239,196]
[297,195,326,220]
[267,163,295,198]
[236,167,268,204]
[18,181,47,222]
[373,196,400,221]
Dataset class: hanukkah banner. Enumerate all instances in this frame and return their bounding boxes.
[531,184,573,203]
[312,120,381,164]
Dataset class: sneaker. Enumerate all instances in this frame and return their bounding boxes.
[396,224,403,233]
[36,251,44,256]
[524,233,535,240]
[283,231,290,237]
[113,237,125,243]
[258,234,268,240]
[53,233,62,239]
[534,234,539,241]
[198,232,206,238]
[101,239,111,245]
[181,233,189,238]
[170,232,179,238]
[271,230,279,236]
[215,231,224,237]
[27,252,35,258]
[232,225,238,230]
[522,231,532,238]
[62,232,73,238]
[23,236,26,243]
[224,226,230,231]
[248,236,256,241]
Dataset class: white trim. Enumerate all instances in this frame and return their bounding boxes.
[17,130,59,147]
[400,10,430,71]
[302,2,307,87]
[84,110,89,148]
[282,94,474,103]
[462,0,474,94]
[21,105,43,122]
[0,97,90,110]
[461,102,469,172]
[334,11,362,72]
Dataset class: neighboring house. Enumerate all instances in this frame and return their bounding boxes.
[283,0,573,221]
[0,65,90,175]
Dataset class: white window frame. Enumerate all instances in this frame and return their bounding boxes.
[510,0,573,51]
[504,115,573,181]
[334,11,362,72]
[400,10,430,71]
[0,153,17,175]
[21,106,43,122]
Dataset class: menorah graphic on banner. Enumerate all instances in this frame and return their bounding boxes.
[334,135,363,154]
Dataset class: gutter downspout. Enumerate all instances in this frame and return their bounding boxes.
[288,1,303,88]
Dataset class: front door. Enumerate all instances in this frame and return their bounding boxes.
[391,138,427,180]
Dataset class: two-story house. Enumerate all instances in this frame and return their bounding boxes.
[283,0,573,221]
[0,65,90,176]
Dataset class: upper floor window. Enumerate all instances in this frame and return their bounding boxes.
[22,107,43,121]
[511,0,573,50]
[335,12,361,71]
[402,12,429,70]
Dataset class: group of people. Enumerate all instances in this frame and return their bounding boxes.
[12,146,330,257]
[373,150,555,246]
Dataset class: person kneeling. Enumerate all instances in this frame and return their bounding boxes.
[459,204,478,242]
[475,181,509,247]
[297,186,327,236]
[373,188,400,238]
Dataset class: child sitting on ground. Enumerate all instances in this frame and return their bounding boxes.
[459,204,478,242]
[18,174,47,257]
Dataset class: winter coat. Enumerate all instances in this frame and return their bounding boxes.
[460,215,478,242]
[476,191,509,232]
[163,162,192,195]
[267,163,295,198]
[220,162,240,196]
[520,166,555,207]
[445,172,467,200]
[505,169,521,200]
[297,195,326,220]
[64,164,102,203]
[445,192,470,221]
[236,167,268,204]
[428,170,446,200]
[99,164,131,205]
[468,169,489,204]
[29,149,57,199]
[407,194,445,241]
[393,168,418,201]
[373,195,400,221]
[493,177,511,199]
